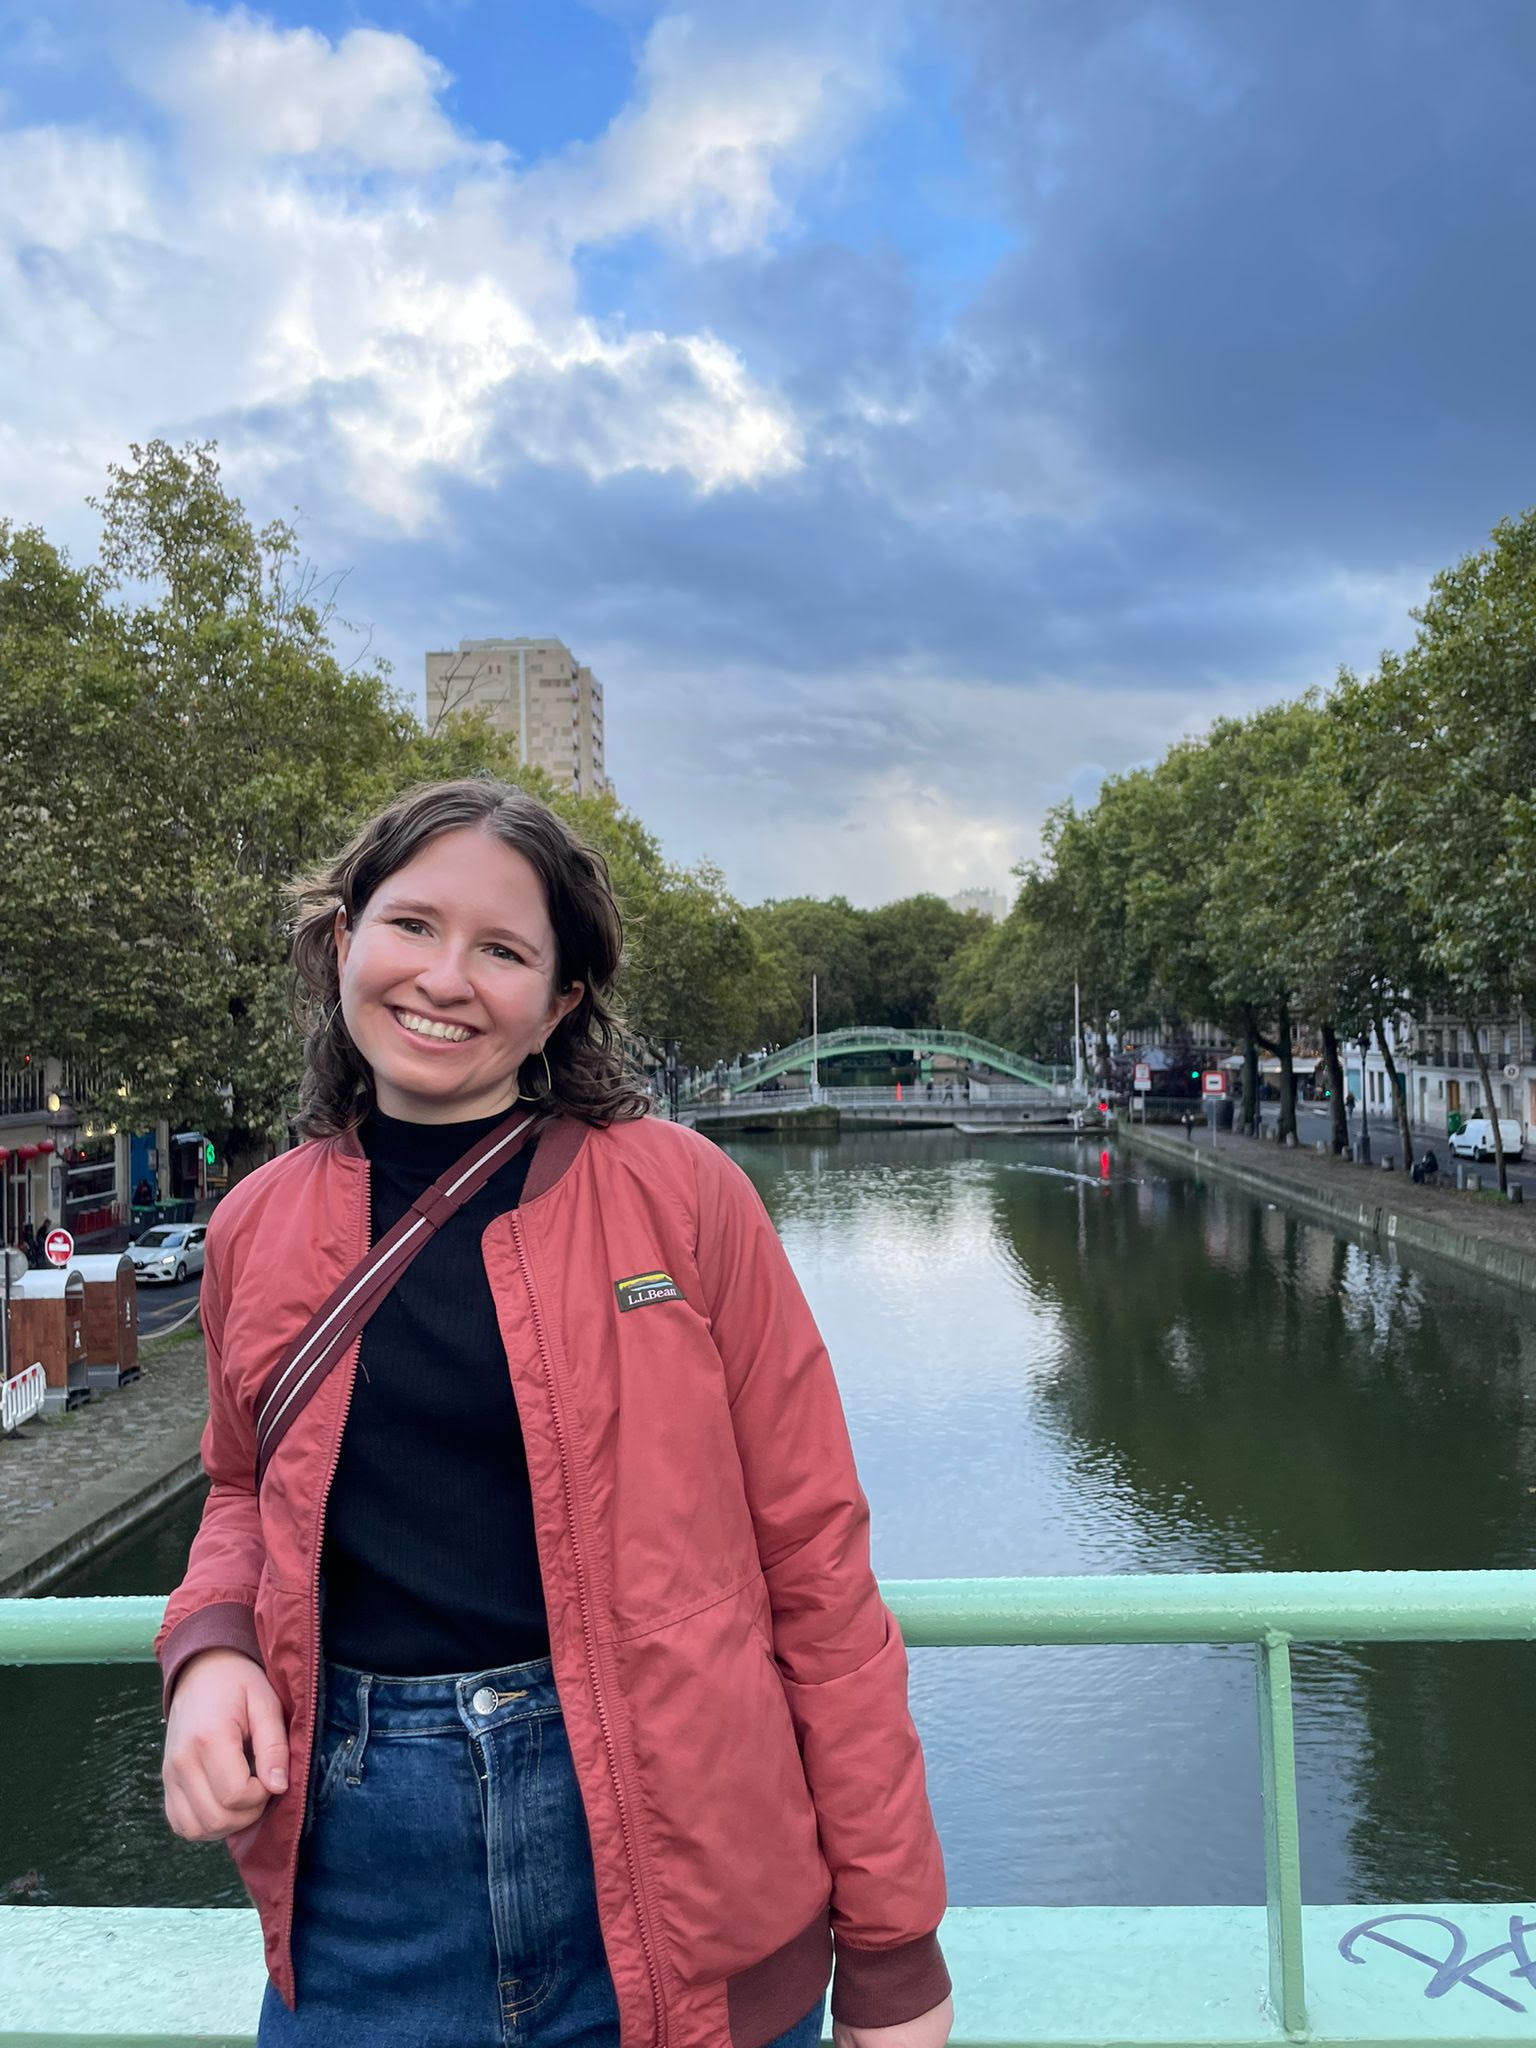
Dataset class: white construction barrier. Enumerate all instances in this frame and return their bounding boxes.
[2,1361,47,1433]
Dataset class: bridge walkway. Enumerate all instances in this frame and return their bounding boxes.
[691,1028,1069,1101]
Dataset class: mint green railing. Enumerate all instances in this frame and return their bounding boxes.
[6,1570,1536,2041]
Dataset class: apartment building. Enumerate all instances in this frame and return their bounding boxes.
[424,637,607,797]
[946,886,1012,922]
[1353,1010,1536,1132]
[1,1056,141,1243]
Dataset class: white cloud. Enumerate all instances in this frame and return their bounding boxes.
[611,655,1282,907]
[126,8,488,175]
[785,767,1025,904]
[0,1,892,533]
[521,8,896,257]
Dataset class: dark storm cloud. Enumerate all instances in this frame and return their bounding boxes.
[367,437,1380,698]
[950,0,1536,554]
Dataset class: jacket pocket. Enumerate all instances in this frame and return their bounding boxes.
[613,1576,828,1986]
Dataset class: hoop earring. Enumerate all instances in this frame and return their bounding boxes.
[518,1046,554,1104]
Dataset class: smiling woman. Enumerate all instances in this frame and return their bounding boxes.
[153,775,951,2048]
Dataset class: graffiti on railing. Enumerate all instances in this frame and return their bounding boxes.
[1340,1911,1536,2014]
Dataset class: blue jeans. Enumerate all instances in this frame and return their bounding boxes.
[258,1655,826,2048]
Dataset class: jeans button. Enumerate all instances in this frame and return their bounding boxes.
[471,1686,498,1716]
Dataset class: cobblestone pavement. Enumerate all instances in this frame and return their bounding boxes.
[0,1332,208,1535]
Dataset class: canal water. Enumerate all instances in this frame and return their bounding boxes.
[6,1130,1536,1914]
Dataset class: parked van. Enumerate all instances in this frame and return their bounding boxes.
[1448,1116,1525,1162]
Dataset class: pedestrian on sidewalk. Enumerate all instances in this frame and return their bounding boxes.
[157,777,952,2048]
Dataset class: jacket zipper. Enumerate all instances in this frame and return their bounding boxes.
[279,1163,369,1994]
[511,1212,669,2048]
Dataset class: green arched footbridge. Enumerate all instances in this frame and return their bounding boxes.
[696,1026,1058,1098]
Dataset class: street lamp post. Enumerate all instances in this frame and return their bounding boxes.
[1357,1028,1372,1165]
[1073,979,1084,1095]
[810,973,820,1103]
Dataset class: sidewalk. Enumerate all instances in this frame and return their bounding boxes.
[3,1195,224,1592]
[0,1325,209,1594]
[1256,1101,1481,1153]
[1126,1121,1536,1301]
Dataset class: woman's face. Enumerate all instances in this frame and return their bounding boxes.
[334,824,585,1124]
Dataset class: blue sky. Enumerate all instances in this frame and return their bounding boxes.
[2,1,1533,904]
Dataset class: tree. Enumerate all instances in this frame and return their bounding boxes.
[938,907,1071,1062]
[741,898,871,1040]
[863,896,983,1031]
[90,441,409,1174]
[1104,726,1281,1128]
[0,521,230,1130]
[558,795,782,1067]
[1200,703,1326,1143]
[1323,669,1443,1167]
[1016,786,1156,1087]
[1385,512,1536,1191]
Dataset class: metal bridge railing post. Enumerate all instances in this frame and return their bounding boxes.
[1256,1629,1308,2036]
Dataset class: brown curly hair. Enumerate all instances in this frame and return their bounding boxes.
[286,778,649,1138]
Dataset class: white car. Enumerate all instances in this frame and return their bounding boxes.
[1447,1116,1525,1163]
[127,1223,207,1285]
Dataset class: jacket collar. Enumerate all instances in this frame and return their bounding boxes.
[329,1110,591,1207]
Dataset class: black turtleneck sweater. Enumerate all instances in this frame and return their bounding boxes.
[319,1106,549,1676]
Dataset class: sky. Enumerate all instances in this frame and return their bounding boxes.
[2,1,1534,907]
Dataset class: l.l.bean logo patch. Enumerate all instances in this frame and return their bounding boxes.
[614,1270,684,1312]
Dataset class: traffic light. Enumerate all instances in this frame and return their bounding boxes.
[204,1141,215,1166]
[1098,1097,1109,1116]
[1190,1068,1200,1082]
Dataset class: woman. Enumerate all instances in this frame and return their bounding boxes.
[158,778,952,2048]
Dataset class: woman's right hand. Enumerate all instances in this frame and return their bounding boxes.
[163,1647,290,1840]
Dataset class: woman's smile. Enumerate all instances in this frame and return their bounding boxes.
[389,1007,479,1047]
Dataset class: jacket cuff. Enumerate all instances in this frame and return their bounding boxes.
[830,1930,951,2029]
[157,1601,262,1717]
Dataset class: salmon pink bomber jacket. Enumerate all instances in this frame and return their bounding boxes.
[156,1112,950,2048]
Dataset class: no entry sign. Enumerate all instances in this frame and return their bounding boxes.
[44,1227,74,1268]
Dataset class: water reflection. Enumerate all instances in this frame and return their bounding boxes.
[5,1131,1535,1913]
[731,1132,1536,1908]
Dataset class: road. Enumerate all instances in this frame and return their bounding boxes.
[135,1270,204,1340]
[1253,1099,1536,1196]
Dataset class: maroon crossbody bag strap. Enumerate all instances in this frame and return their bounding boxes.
[251,1108,541,1491]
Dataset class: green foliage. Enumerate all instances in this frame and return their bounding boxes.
[741,897,872,1038]
[1392,511,1536,1009]
[862,895,983,1030]
[0,443,785,1167]
[937,909,1073,1059]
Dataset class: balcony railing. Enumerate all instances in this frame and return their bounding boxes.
[4,1571,1535,2045]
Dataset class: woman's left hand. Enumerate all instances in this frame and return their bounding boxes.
[833,1993,954,2048]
